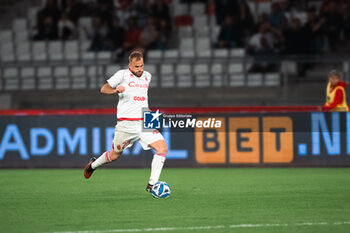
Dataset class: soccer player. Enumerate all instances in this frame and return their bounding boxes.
[83,50,168,193]
[322,70,349,112]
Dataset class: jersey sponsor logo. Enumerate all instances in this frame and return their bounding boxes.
[128,81,148,88]
[133,96,146,101]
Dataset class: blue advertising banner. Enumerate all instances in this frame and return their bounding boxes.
[0,112,350,168]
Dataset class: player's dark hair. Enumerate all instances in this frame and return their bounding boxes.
[129,49,143,63]
[328,70,343,79]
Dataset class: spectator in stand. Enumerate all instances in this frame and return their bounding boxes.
[269,2,285,29]
[217,15,242,48]
[282,18,311,76]
[58,12,76,40]
[249,37,277,73]
[33,15,59,40]
[157,19,171,50]
[86,16,108,51]
[283,18,310,55]
[140,17,160,50]
[95,0,114,26]
[304,8,326,55]
[37,0,61,27]
[135,0,152,29]
[113,0,135,28]
[105,16,125,51]
[254,12,270,32]
[248,23,277,54]
[214,0,239,25]
[238,1,255,37]
[60,0,86,24]
[321,1,344,53]
[123,16,142,52]
[152,0,171,28]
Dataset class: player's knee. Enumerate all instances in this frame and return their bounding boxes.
[110,150,121,160]
[158,145,168,155]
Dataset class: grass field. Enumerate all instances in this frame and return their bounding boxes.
[1,168,350,233]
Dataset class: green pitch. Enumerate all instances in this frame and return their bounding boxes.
[1,168,349,233]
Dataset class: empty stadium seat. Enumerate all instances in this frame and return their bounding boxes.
[12,19,27,32]
[20,67,36,90]
[213,49,229,58]
[16,42,31,62]
[193,15,208,29]
[145,64,157,75]
[27,7,39,28]
[264,73,280,86]
[1,43,15,62]
[54,66,70,89]
[147,50,163,60]
[210,26,220,43]
[80,41,95,61]
[78,17,93,41]
[178,26,193,38]
[173,4,189,16]
[32,41,47,61]
[229,74,245,86]
[281,61,297,75]
[0,30,13,44]
[37,66,53,89]
[15,31,29,43]
[71,66,87,89]
[196,38,211,58]
[164,49,179,60]
[211,63,224,74]
[230,48,245,57]
[105,65,121,77]
[193,64,209,75]
[212,74,224,87]
[247,73,263,86]
[160,64,174,75]
[195,26,209,38]
[161,75,175,87]
[96,51,112,61]
[228,63,244,73]
[4,67,20,90]
[64,41,79,61]
[48,41,63,61]
[177,75,192,87]
[190,3,206,16]
[176,64,191,75]
[180,38,195,58]
[195,75,210,87]
[87,65,103,89]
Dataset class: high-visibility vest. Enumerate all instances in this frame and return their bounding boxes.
[325,82,348,112]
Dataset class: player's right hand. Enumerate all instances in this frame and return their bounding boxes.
[116,85,125,93]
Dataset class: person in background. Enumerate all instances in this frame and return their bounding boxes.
[58,12,76,40]
[322,70,349,112]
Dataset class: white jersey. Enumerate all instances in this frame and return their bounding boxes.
[107,68,151,120]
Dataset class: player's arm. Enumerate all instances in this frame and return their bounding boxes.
[100,82,125,94]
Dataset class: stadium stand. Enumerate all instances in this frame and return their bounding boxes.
[0,0,349,109]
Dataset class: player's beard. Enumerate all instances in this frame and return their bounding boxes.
[132,70,143,77]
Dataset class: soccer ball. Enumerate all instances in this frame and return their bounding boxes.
[151,181,171,198]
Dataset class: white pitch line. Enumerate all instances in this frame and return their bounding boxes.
[49,221,350,233]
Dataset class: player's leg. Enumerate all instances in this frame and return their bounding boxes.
[139,130,168,192]
[84,131,137,179]
[148,139,168,186]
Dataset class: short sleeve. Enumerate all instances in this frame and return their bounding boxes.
[107,70,124,88]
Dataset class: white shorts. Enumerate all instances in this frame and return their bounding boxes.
[112,121,164,152]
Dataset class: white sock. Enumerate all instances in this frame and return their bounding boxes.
[91,151,112,169]
[149,153,166,185]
